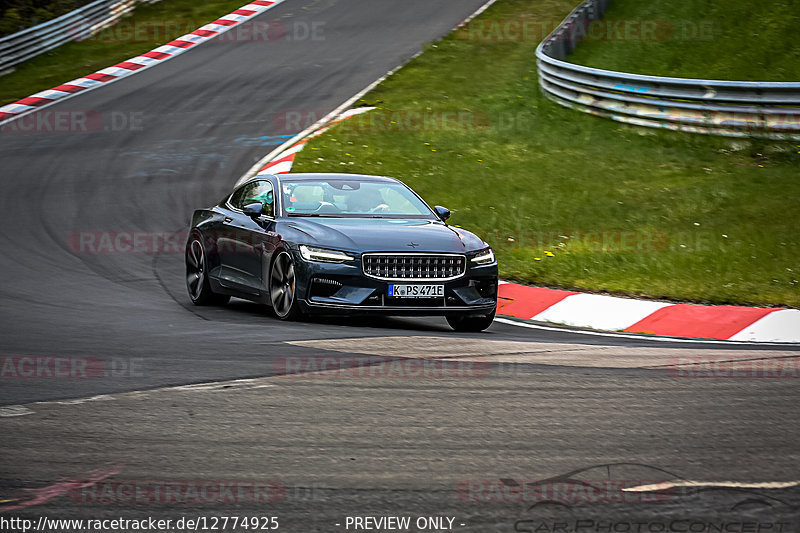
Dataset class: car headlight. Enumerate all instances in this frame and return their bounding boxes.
[471,248,496,265]
[299,245,354,263]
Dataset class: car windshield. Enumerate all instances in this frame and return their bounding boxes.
[280,179,436,219]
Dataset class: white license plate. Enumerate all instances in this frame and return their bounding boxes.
[388,284,444,298]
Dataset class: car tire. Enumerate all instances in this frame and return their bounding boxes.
[446,310,495,332]
[186,236,230,306]
[270,251,302,320]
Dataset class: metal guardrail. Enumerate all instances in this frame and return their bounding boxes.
[0,0,161,74]
[535,0,800,140]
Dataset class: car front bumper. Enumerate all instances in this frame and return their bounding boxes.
[292,251,498,317]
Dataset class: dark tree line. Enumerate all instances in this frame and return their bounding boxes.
[0,0,97,36]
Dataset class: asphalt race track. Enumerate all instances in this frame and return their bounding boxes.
[1,0,799,531]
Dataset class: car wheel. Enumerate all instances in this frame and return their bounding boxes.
[270,251,301,320]
[446,310,495,332]
[186,237,230,306]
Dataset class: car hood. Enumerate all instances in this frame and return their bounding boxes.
[279,218,487,253]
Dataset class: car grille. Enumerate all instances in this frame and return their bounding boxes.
[362,254,466,281]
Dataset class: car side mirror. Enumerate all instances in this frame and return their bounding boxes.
[434,205,451,222]
[243,202,264,218]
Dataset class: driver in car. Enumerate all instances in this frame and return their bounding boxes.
[246,190,274,216]
[349,188,389,213]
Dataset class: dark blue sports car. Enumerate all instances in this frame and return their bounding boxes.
[186,173,497,331]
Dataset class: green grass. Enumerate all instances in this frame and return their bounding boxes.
[293,0,800,307]
[568,0,800,81]
[0,0,249,106]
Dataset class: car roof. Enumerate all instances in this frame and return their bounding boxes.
[242,173,401,186]
[280,173,401,183]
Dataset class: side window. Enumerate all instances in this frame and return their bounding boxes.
[230,180,274,217]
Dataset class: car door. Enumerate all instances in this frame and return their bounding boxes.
[218,179,280,295]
